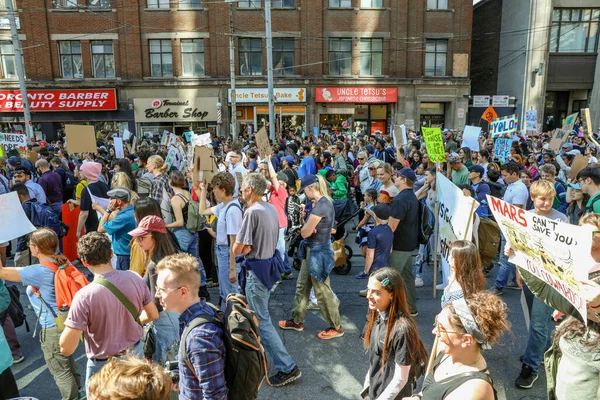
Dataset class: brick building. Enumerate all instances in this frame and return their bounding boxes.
[0,0,472,140]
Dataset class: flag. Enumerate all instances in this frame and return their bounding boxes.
[481,106,498,123]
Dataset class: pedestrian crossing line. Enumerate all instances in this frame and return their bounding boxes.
[17,354,87,390]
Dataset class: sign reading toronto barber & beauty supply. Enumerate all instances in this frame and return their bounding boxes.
[0,89,117,112]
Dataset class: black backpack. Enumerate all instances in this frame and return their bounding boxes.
[59,167,77,200]
[181,294,268,400]
[6,285,29,332]
[417,201,434,245]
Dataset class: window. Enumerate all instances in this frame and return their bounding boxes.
[147,0,170,8]
[329,38,352,76]
[273,38,294,76]
[88,0,111,8]
[427,0,448,9]
[181,39,205,76]
[59,41,83,79]
[550,8,599,53]
[425,39,447,76]
[0,41,16,79]
[91,40,115,78]
[360,38,382,75]
[572,100,588,112]
[179,0,201,8]
[238,0,260,8]
[149,39,173,77]
[239,38,262,75]
[272,0,293,7]
[361,0,383,7]
[0,0,16,9]
[329,0,351,7]
[54,0,77,8]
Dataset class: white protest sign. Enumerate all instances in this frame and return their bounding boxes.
[462,126,481,151]
[489,114,519,138]
[494,138,512,163]
[0,132,27,151]
[190,132,212,147]
[487,195,593,321]
[122,129,131,141]
[113,137,125,158]
[525,110,537,132]
[0,192,36,242]
[563,113,578,132]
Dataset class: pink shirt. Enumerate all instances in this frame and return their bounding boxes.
[269,184,289,229]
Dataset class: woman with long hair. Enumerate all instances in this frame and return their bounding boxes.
[362,268,428,399]
[459,147,473,168]
[111,172,139,203]
[410,151,423,171]
[0,228,83,400]
[146,155,174,220]
[524,153,539,180]
[441,240,486,307]
[377,163,400,205]
[566,183,589,226]
[113,159,137,192]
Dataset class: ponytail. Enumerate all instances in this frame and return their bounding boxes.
[148,155,169,174]
[314,174,332,203]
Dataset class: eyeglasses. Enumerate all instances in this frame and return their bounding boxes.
[358,157,366,161]
[155,285,182,295]
[434,317,459,337]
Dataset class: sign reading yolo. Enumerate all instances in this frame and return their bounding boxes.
[437,175,479,277]
[487,195,593,321]
[421,127,446,162]
[489,114,519,138]
[0,132,26,151]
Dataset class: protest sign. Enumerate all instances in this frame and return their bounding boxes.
[122,129,131,141]
[525,110,537,132]
[481,106,498,123]
[65,125,97,154]
[160,131,168,146]
[392,126,403,148]
[113,137,125,158]
[184,131,193,143]
[462,126,481,151]
[256,127,271,157]
[165,147,178,169]
[563,112,578,132]
[489,114,518,138]
[487,195,593,321]
[494,138,512,162]
[0,192,36,242]
[569,154,589,181]
[421,127,446,162]
[130,134,137,154]
[581,108,599,147]
[0,132,26,151]
[190,132,211,147]
[193,145,216,184]
[0,144,5,158]
[549,128,570,153]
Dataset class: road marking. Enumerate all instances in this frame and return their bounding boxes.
[17,354,86,390]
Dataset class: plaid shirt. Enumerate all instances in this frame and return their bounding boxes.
[178,300,227,400]
[149,173,174,205]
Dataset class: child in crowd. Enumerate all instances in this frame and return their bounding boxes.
[355,188,378,279]
[359,204,393,297]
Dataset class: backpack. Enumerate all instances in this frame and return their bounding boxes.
[6,284,29,332]
[29,201,67,238]
[137,177,153,199]
[477,218,501,268]
[60,168,78,199]
[38,260,89,310]
[417,201,434,245]
[181,294,268,400]
[488,181,506,199]
[176,193,207,234]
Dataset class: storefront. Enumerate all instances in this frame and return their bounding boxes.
[315,87,397,135]
[133,97,218,138]
[0,88,129,142]
[228,88,306,136]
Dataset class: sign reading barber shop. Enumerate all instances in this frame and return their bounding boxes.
[134,98,218,123]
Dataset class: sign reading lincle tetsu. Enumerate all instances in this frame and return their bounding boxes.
[228,88,306,103]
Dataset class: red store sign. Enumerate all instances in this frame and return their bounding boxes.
[0,89,117,112]
[315,87,397,103]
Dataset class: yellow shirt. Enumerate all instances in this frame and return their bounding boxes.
[75,179,88,200]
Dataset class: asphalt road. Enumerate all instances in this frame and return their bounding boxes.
[8,236,547,400]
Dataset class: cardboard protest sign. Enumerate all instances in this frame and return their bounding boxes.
[65,125,97,154]
[113,137,125,158]
[494,138,512,163]
[0,132,27,151]
[549,129,570,152]
[421,127,446,162]
[569,154,589,181]
[487,195,593,321]
[462,126,481,152]
[0,192,36,242]
[525,110,537,132]
[581,108,599,147]
[563,112,578,132]
[256,127,271,158]
[489,114,519,138]
[193,145,216,184]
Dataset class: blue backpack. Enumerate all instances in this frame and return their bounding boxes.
[29,202,65,238]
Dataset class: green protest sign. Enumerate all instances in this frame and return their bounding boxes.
[421,127,446,162]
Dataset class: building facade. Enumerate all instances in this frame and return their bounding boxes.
[0,0,472,141]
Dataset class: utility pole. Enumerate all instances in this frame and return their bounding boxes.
[6,0,33,143]
[265,0,275,142]
[229,2,237,141]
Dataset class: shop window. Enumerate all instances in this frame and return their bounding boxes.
[181,39,205,76]
[273,38,294,76]
[427,0,448,10]
[88,0,111,8]
[361,0,383,7]
[0,41,16,79]
[238,0,261,8]
[239,38,262,76]
[91,40,115,78]
[54,0,77,7]
[360,38,382,75]
[550,9,599,53]
[329,38,352,76]
[149,39,173,77]
[147,0,170,8]
[59,41,83,79]
[179,0,201,8]
[425,39,447,76]
[329,0,351,7]
[272,0,293,7]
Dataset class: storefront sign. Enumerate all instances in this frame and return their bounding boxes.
[492,95,509,107]
[134,98,217,122]
[228,88,306,103]
[0,89,117,112]
[0,132,26,151]
[315,87,398,103]
[473,95,490,108]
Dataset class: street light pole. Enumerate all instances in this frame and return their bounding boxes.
[265,0,275,142]
[6,0,33,143]
[229,2,237,141]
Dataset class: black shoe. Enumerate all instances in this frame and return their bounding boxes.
[482,265,494,276]
[515,364,538,389]
[269,366,302,387]
[198,285,211,301]
[281,272,293,280]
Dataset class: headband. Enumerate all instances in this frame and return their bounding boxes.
[453,297,491,350]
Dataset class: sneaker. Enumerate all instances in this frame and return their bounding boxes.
[198,285,211,301]
[415,276,424,287]
[482,265,494,276]
[12,355,24,364]
[278,320,304,332]
[515,364,538,389]
[435,283,447,290]
[307,301,319,310]
[269,366,302,387]
[281,272,294,280]
[410,311,419,317]
[488,286,503,296]
[318,326,344,340]
[355,271,369,279]
[78,389,87,399]
[359,289,367,297]
[506,281,521,290]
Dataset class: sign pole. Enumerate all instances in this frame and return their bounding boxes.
[432,161,441,299]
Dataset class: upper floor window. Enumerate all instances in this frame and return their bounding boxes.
[427,0,448,9]
[360,38,382,75]
[273,38,294,76]
[149,39,173,77]
[0,41,16,79]
[425,39,447,76]
[54,0,77,8]
[0,0,16,9]
[88,0,111,8]
[329,0,351,8]
[91,40,115,78]
[179,0,202,8]
[329,38,352,76]
[239,38,262,75]
[550,9,599,53]
[181,39,205,76]
[361,0,383,7]
[59,41,83,78]
[272,0,293,7]
[238,0,260,8]
[147,0,170,8]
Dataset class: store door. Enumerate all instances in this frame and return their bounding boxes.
[544,91,569,132]
[420,102,446,128]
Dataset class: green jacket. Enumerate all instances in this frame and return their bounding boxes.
[329,175,348,200]
[519,268,580,321]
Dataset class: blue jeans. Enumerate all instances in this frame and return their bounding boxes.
[494,236,516,291]
[152,311,180,365]
[173,227,206,286]
[245,271,295,374]
[216,244,240,309]
[277,228,292,274]
[522,284,554,374]
[115,254,130,271]
[85,340,143,394]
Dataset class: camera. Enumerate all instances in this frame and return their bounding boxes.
[165,360,179,384]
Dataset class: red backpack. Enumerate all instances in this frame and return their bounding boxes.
[35,260,89,309]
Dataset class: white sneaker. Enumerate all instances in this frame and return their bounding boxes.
[436,283,447,290]
[415,277,424,287]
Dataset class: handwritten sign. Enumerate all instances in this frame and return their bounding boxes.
[563,112,578,132]
[489,114,518,138]
[462,126,481,152]
[421,127,446,162]
[525,110,537,132]
[255,127,271,158]
[0,132,26,151]
[113,137,125,158]
[494,138,512,163]
[487,195,593,321]
[190,132,211,147]
[0,192,36,242]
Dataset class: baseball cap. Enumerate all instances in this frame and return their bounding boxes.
[7,156,21,167]
[566,150,580,156]
[282,155,295,165]
[371,204,390,220]
[468,165,485,176]
[393,167,417,182]
[448,152,461,163]
[568,182,582,190]
[299,174,317,192]
[127,154,136,162]
[128,215,167,237]
[365,144,375,155]
[107,187,131,202]
[562,142,573,149]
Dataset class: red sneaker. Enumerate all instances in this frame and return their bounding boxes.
[317,326,344,340]
[278,320,304,332]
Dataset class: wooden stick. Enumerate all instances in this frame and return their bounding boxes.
[425,336,439,377]
[432,162,441,299]
[463,200,478,241]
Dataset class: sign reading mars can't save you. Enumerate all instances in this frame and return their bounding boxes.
[134,98,218,122]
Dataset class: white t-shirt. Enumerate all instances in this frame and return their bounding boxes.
[211,200,243,245]
[503,179,529,207]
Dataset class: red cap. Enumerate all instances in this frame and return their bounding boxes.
[128,215,167,237]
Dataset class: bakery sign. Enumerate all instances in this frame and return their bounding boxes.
[134,98,218,122]
[315,87,398,103]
